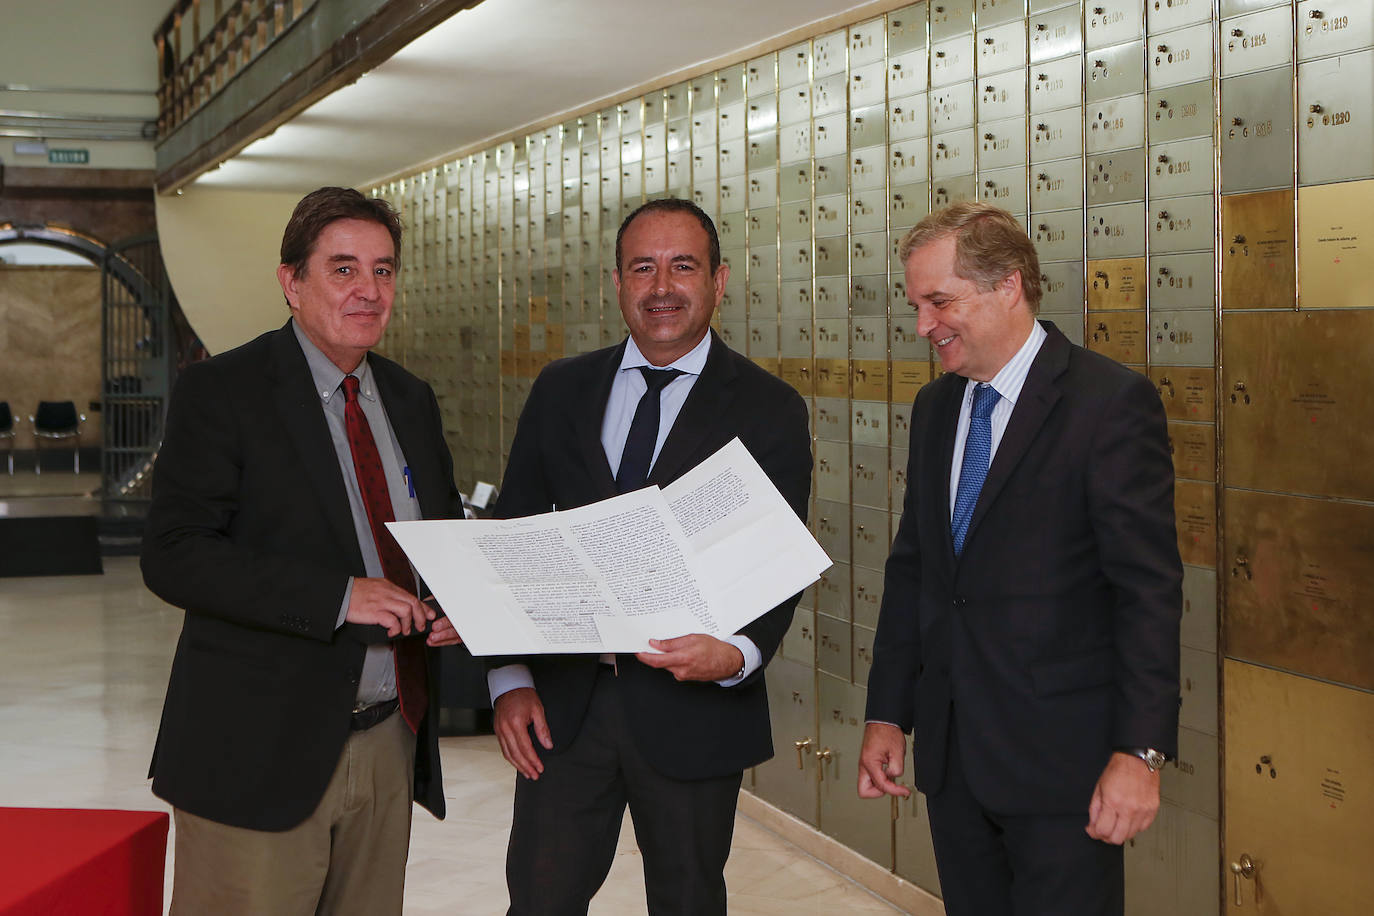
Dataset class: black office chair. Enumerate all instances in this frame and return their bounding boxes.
[0,402,15,475]
[30,400,85,474]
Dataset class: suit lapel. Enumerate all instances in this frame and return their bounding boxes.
[964,322,1068,548]
[648,333,736,487]
[267,324,363,567]
[929,373,964,561]
[578,342,624,499]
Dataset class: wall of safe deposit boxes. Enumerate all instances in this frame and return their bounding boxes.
[373,0,1374,912]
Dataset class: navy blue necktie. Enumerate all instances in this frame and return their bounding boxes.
[616,367,682,493]
[951,383,1000,557]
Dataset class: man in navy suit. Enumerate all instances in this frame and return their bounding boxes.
[859,202,1182,915]
[488,199,812,915]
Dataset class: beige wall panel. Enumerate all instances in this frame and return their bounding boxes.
[1224,659,1374,915]
[1086,310,1147,364]
[1175,479,1217,568]
[1223,310,1374,500]
[1086,257,1147,309]
[1221,189,1295,309]
[1150,365,1215,421]
[0,266,104,451]
[1297,179,1374,308]
[156,188,305,354]
[1224,488,1374,690]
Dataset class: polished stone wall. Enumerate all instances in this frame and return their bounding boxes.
[0,265,103,449]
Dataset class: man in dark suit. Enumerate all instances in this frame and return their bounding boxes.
[488,198,812,915]
[142,187,463,914]
[858,202,1182,915]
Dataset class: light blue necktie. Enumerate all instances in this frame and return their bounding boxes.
[951,383,1000,557]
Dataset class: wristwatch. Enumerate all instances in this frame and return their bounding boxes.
[1121,747,1168,772]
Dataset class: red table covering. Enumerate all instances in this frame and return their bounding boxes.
[0,808,169,916]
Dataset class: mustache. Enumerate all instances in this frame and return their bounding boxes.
[636,292,690,311]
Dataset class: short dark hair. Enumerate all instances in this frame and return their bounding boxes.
[280,187,403,278]
[615,198,721,274]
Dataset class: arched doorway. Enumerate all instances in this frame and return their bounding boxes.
[0,224,183,509]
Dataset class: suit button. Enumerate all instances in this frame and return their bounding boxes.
[347,669,360,686]
[953,597,968,608]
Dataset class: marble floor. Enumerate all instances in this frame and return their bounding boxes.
[0,556,904,914]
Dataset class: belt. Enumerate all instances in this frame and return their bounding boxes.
[350,698,399,732]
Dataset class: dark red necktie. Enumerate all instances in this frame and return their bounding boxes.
[341,374,428,733]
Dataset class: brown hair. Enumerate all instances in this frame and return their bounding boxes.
[897,201,1042,314]
[279,187,403,278]
[615,198,721,273]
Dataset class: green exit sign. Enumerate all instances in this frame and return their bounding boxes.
[48,148,90,165]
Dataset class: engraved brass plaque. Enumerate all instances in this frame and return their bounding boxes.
[1175,479,1216,568]
[892,360,932,404]
[1297,179,1374,309]
[1224,659,1374,915]
[1151,366,1215,421]
[1087,310,1147,364]
[1087,257,1147,310]
[815,358,850,398]
[779,357,814,396]
[1223,311,1374,499]
[851,360,889,401]
[1221,189,1295,309]
[1225,489,1374,690]
[1168,421,1215,482]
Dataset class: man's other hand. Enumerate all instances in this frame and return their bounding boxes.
[636,634,744,682]
[494,687,553,780]
[857,722,913,799]
[425,616,463,647]
[346,577,434,637]
[1085,751,1161,845]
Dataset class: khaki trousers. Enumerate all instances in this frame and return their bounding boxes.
[170,709,416,916]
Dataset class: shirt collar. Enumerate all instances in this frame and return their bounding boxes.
[292,318,377,404]
[618,332,711,377]
[966,320,1047,408]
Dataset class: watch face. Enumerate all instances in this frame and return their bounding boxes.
[1145,749,1167,770]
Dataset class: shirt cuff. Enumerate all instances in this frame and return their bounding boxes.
[716,635,761,687]
[336,577,354,630]
[488,663,536,702]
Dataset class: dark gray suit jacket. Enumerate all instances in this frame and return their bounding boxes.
[143,321,461,830]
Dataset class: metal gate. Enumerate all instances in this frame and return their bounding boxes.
[101,234,174,502]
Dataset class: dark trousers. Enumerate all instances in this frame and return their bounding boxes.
[505,666,742,916]
[926,719,1124,916]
